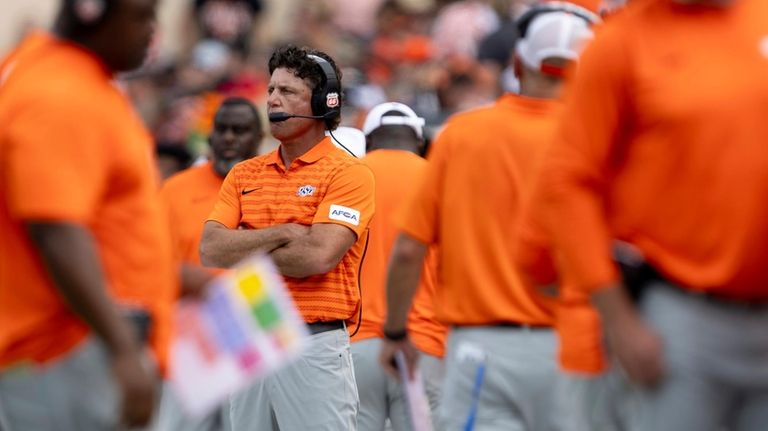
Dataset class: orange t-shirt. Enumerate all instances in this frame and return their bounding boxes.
[354,150,446,358]
[207,137,375,323]
[0,33,178,369]
[541,0,768,300]
[161,162,223,265]
[398,94,560,326]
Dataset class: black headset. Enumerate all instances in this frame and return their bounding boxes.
[307,54,341,125]
[515,1,600,38]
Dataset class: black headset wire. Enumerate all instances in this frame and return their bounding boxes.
[327,127,357,159]
[326,126,367,337]
[348,229,369,338]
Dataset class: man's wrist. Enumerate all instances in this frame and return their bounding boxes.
[383,327,408,341]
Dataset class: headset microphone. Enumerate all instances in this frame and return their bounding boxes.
[267,112,358,158]
[268,112,330,122]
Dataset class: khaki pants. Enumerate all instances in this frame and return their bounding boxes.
[439,326,559,431]
[351,338,444,431]
[628,285,768,431]
[155,383,231,431]
[229,328,359,430]
[555,368,630,431]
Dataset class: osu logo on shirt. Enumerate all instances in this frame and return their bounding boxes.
[297,185,316,197]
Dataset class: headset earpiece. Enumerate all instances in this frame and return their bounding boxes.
[306,54,341,126]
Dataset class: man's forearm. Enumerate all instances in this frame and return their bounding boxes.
[383,234,428,333]
[200,222,304,268]
[270,237,331,278]
[26,222,139,356]
[592,281,636,325]
[269,223,357,279]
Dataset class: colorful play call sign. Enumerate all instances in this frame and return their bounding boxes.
[170,254,309,417]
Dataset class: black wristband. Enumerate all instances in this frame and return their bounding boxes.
[383,328,408,341]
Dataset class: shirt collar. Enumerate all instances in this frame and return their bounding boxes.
[266,136,337,168]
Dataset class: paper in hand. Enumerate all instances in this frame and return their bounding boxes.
[170,254,308,417]
[395,351,434,431]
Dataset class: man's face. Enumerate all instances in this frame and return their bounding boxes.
[104,0,157,71]
[210,104,262,176]
[267,67,316,141]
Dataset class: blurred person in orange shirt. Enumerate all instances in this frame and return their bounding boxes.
[201,45,375,430]
[156,97,262,431]
[513,3,635,431]
[352,102,447,431]
[0,0,207,429]
[379,5,595,430]
[515,212,629,431]
[538,0,768,429]
[161,97,263,265]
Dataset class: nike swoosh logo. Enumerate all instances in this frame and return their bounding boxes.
[241,187,261,195]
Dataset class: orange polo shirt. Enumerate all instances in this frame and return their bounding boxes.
[398,94,560,326]
[161,162,223,265]
[0,33,178,370]
[208,137,375,323]
[355,150,446,358]
[541,0,768,300]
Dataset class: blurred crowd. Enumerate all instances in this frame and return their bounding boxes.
[111,0,582,178]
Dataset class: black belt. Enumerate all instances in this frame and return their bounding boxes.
[613,243,768,309]
[492,321,551,330]
[307,320,345,335]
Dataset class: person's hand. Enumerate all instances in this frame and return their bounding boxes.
[379,336,420,381]
[112,349,158,427]
[607,312,664,387]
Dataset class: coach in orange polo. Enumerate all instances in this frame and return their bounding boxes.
[201,45,375,430]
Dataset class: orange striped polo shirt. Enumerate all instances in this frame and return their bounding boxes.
[208,137,375,323]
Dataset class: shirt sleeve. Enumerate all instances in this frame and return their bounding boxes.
[396,125,451,245]
[313,162,375,238]
[207,167,242,228]
[5,98,109,223]
[539,21,630,292]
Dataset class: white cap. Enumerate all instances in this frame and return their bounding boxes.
[516,9,595,75]
[362,102,426,139]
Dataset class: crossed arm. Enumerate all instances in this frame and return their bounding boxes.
[200,220,357,277]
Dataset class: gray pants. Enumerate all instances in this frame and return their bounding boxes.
[351,338,444,431]
[555,368,630,431]
[0,338,156,431]
[155,383,230,431]
[229,328,359,430]
[628,285,768,431]
[439,326,559,431]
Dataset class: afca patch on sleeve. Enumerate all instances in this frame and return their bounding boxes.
[329,204,360,226]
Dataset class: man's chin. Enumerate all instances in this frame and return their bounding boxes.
[213,158,244,176]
